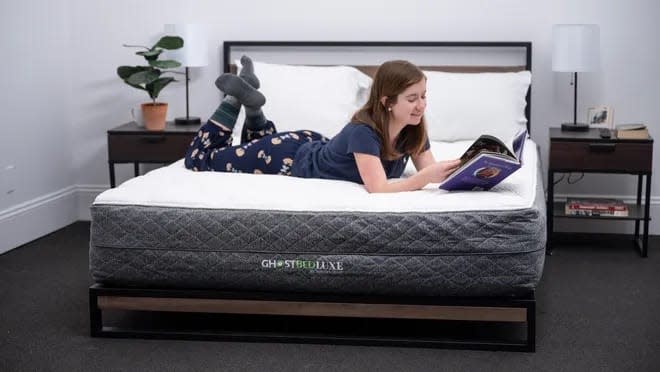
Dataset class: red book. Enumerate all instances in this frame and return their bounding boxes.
[565,198,628,216]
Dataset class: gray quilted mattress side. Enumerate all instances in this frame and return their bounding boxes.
[89,170,546,297]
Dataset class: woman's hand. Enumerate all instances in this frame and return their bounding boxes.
[421,159,462,183]
[411,150,460,183]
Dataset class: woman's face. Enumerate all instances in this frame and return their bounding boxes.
[389,79,427,126]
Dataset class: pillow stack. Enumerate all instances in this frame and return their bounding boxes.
[234,60,531,143]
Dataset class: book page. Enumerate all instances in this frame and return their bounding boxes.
[459,135,515,166]
[512,128,528,161]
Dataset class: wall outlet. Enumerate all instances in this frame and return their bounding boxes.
[1,165,16,196]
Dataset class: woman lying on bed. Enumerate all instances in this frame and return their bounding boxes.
[184,56,460,193]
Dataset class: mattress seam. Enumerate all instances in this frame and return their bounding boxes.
[91,245,545,256]
[91,204,540,215]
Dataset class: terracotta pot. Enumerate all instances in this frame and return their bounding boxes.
[141,102,168,131]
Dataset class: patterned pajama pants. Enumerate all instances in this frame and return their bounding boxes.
[184,120,328,175]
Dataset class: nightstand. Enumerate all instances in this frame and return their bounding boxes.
[107,121,199,188]
[547,128,654,257]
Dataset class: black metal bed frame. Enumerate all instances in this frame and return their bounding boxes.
[90,41,536,352]
[89,285,536,352]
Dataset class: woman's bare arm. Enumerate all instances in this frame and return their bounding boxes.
[411,149,435,171]
[354,153,460,193]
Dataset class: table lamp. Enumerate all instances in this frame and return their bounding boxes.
[164,24,209,125]
[552,24,600,131]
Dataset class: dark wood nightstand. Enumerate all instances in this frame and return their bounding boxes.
[107,121,199,188]
[547,128,654,257]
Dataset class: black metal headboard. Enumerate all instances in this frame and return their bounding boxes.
[222,41,532,134]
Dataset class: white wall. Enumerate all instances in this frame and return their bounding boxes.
[1,0,659,252]
[0,1,78,253]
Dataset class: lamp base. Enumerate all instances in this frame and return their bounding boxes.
[175,116,201,126]
[561,122,590,132]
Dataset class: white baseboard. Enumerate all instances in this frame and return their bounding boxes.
[76,184,107,221]
[1,186,658,255]
[0,186,79,255]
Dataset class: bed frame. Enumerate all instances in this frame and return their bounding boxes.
[90,41,537,352]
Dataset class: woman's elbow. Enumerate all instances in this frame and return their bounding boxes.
[363,181,385,193]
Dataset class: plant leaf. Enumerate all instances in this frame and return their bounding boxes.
[154,36,184,50]
[147,77,176,99]
[126,69,160,85]
[125,82,147,91]
[149,59,182,69]
[117,65,149,79]
[137,49,162,62]
[136,49,162,57]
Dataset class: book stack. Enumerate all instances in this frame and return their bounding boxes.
[616,123,648,139]
[565,198,629,217]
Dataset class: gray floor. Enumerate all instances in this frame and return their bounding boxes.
[1,222,659,371]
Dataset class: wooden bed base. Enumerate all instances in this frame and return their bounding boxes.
[89,284,535,352]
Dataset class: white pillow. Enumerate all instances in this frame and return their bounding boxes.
[423,71,531,142]
[234,60,372,138]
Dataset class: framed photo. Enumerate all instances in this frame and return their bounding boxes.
[587,106,613,128]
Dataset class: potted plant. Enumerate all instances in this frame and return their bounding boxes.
[117,36,184,131]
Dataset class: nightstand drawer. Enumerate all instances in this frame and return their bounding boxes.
[108,134,193,162]
[550,141,652,172]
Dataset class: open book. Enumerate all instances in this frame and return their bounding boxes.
[439,128,528,191]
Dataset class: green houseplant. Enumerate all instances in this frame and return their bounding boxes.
[117,35,184,131]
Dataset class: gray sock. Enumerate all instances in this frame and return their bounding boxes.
[215,74,265,108]
[244,106,267,129]
[239,55,260,89]
[209,97,240,130]
[223,95,240,108]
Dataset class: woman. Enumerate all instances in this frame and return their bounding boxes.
[184,56,460,193]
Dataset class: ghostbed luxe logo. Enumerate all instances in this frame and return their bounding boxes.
[261,259,344,272]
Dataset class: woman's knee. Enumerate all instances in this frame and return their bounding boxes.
[184,154,195,170]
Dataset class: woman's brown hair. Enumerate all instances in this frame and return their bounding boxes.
[351,60,428,160]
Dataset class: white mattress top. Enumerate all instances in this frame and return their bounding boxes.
[94,139,538,213]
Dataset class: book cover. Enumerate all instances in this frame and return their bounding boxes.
[617,128,649,139]
[616,123,648,139]
[439,128,527,191]
[616,123,646,131]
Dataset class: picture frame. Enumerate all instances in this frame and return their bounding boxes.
[587,106,613,128]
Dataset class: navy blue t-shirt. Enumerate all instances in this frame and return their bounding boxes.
[291,123,428,184]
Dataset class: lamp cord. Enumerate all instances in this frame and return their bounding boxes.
[553,172,585,185]
[185,67,190,119]
[572,71,578,125]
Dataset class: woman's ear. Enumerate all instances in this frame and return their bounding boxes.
[380,96,388,108]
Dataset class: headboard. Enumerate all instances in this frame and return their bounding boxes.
[222,41,532,134]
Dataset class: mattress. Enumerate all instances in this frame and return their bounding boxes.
[90,139,546,297]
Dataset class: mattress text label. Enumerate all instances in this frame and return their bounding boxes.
[261,259,344,272]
